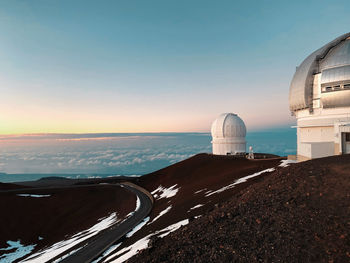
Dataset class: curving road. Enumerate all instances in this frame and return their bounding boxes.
[59,182,153,263]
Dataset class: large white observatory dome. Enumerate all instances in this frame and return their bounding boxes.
[289,32,350,111]
[211,113,246,155]
[289,32,350,161]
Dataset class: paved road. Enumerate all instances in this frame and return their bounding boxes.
[58,182,153,263]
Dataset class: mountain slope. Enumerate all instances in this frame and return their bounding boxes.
[100,154,284,262]
[129,155,350,262]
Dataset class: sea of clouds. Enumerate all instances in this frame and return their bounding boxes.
[0,130,296,182]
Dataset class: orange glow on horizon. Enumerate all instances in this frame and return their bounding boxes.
[1,93,294,135]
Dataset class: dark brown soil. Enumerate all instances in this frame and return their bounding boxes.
[0,182,30,190]
[129,155,350,263]
[0,184,137,253]
[0,153,284,263]
[102,154,283,262]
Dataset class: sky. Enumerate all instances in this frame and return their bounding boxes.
[0,0,349,134]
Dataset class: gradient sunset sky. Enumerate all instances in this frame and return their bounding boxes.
[1,0,349,134]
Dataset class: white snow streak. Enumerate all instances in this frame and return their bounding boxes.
[42,192,141,263]
[105,236,150,263]
[126,217,150,238]
[149,206,172,224]
[194,188,206,194]
[206,168,276,197]
[156,219,189,238]
[106,219,189,263]
[151,184,179,200]
[16,194,51,198]
[21,213,118,263]
[91,243,122,263]
[0,240,36,262]
[188,204,203,212]
[279,159,297,167]
[122,196,142,223]
[135,196,141,211]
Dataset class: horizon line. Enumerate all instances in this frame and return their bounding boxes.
[0,126,295,137]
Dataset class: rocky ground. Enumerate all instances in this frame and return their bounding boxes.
[129,154,350,263]
[0,184,137,253]
[100,154,283,262]
[3,154,348,262]
[0,153,283,262]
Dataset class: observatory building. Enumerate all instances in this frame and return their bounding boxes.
[289,32,350,161]
[211,113,246,155]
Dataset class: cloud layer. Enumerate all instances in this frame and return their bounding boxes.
[0,131,296,182]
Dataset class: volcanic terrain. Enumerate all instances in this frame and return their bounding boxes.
[97,153,284,262]
[129,154,350,262]
[0,184,137,261]
[3,153,347,262]
[0,153,284,262]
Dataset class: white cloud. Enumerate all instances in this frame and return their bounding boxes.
[0,132,295,176]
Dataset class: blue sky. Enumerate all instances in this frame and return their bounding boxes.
[0,0,349,133]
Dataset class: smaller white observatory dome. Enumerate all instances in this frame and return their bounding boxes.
[211,113,247,155]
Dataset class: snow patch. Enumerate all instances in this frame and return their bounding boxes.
[279,159,297,167]
[149,206,172,224]
[188,204,204,212]
[151,184,179,200]
[106,219,189,263]
[106,235,150,263]
[122,196,142,221]
[206,168,276,197]
[17,194,51,198]
[0,240,36,263]
[194,188,207,194]
[156,219,189,238]
[135,196,141,211]
[91,243,122,263]
[126,217,150,238]
[21,213,118,263]
[124,211,134,219]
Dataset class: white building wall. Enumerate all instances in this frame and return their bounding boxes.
[298,126,334,142]
[298,142,334,159]
[301,142,334,159]
[212,140,246,155]
[311,142,335,158]
[297,126,335,160]
[295,106,350,160]
[297,142,311,159]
